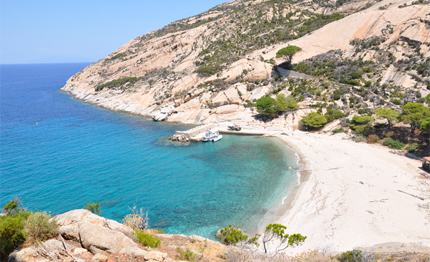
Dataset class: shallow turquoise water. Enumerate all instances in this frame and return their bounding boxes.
[0,63,298,238]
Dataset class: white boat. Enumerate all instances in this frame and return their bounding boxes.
[152,107,172,121]
[202,131,222,142]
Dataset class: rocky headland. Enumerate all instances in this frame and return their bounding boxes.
[61,0,429,130]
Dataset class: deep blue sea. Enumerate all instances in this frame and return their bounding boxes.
[0,63,298,238]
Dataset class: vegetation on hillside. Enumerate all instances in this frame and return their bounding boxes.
[0,199,59,259]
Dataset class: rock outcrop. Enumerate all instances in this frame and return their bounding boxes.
[53,209,137,254]
[60,0,429,128]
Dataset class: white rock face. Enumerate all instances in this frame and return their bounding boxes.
[78,220,138,254]
[53,209,134,238]
[60,0,429,128]
[53,209,138,254]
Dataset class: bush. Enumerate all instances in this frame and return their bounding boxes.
[337,249,364,262]
[95,77,140,92]
[134,230,161,248]
[2,198,23,214]
[24,212,59,245]
[122,205,149,231]
[84,202,102,215]
[367,134,380,143]
[300,112,328,129]
[354,125,372,136]
[383,138,405,149]
[217,225,248,245]
[0,213,28,259]
[332,128,346,134]
[176,247,199,262]
[406,143,420,152]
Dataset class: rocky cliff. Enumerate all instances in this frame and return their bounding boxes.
[61,0,430,128]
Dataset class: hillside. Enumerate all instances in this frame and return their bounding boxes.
[61,0,429,128]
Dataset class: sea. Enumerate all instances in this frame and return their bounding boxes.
[0,63,299,238]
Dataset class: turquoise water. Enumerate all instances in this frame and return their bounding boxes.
[0,63,298,238]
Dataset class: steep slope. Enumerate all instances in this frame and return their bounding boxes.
[61,0,429,127]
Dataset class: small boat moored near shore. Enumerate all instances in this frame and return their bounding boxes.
[202,131,222,142]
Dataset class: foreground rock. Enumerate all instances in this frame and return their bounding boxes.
[52,209,138,254]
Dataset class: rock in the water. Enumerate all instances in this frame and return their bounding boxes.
[78,220,138,254]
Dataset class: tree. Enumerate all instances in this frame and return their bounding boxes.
[262,224,306,255]
[425,93,430,105]
[256,95,298,118]
[3,198,23,214]
[300,112,328,129]
[217,224,249,245]
[277,94,298,111]
[401,103,430,134]
[276,45,302,68]
[256,97,279,117]
[420,117,430,133]
[83,202,102,215]
[375,108,400,128]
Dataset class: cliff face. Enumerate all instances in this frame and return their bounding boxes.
[61,0,430,127]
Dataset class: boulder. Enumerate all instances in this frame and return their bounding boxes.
[8,247,44,262]
[73,248,89,255]
[91,253,108,262]
[42,239,64,253]
[78,220,138,254]
[53,209,134,240]
[144,251,167,261]
[215,104,239,114]
[118,247,147,258]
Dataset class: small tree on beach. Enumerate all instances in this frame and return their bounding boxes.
[401,103,430,134]
[300,112,328,129]
[262,224,306,255]
[375,108,400,128]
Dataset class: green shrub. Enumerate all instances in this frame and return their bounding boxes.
[406,143,420,152]
[255,97,280,117]
[176,247,199,262]
[367,134,380,143]
[134,230,161,248]
[327,109,345,119]
[217,224,248,245]
[24,212,59,244]
[84,202,102,215]
[2,198,23,214]
[354,125,372,136]
[337,249,364,262]
[300,112,328,129]
[0,213,28,259]
[383,138,405,149]
[332,128,346,134]
[95,77,140,92]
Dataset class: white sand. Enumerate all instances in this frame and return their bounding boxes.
[273,131,430,254]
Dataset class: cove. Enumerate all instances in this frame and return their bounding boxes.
[0,63,299,239]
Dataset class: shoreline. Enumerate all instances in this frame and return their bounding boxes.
[251,136,312,236]
[58,90,430,252]
[271,131,430,254]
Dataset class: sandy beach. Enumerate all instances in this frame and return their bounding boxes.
[271,131,430,254]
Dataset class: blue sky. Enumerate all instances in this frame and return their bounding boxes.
[0,0,228,64]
